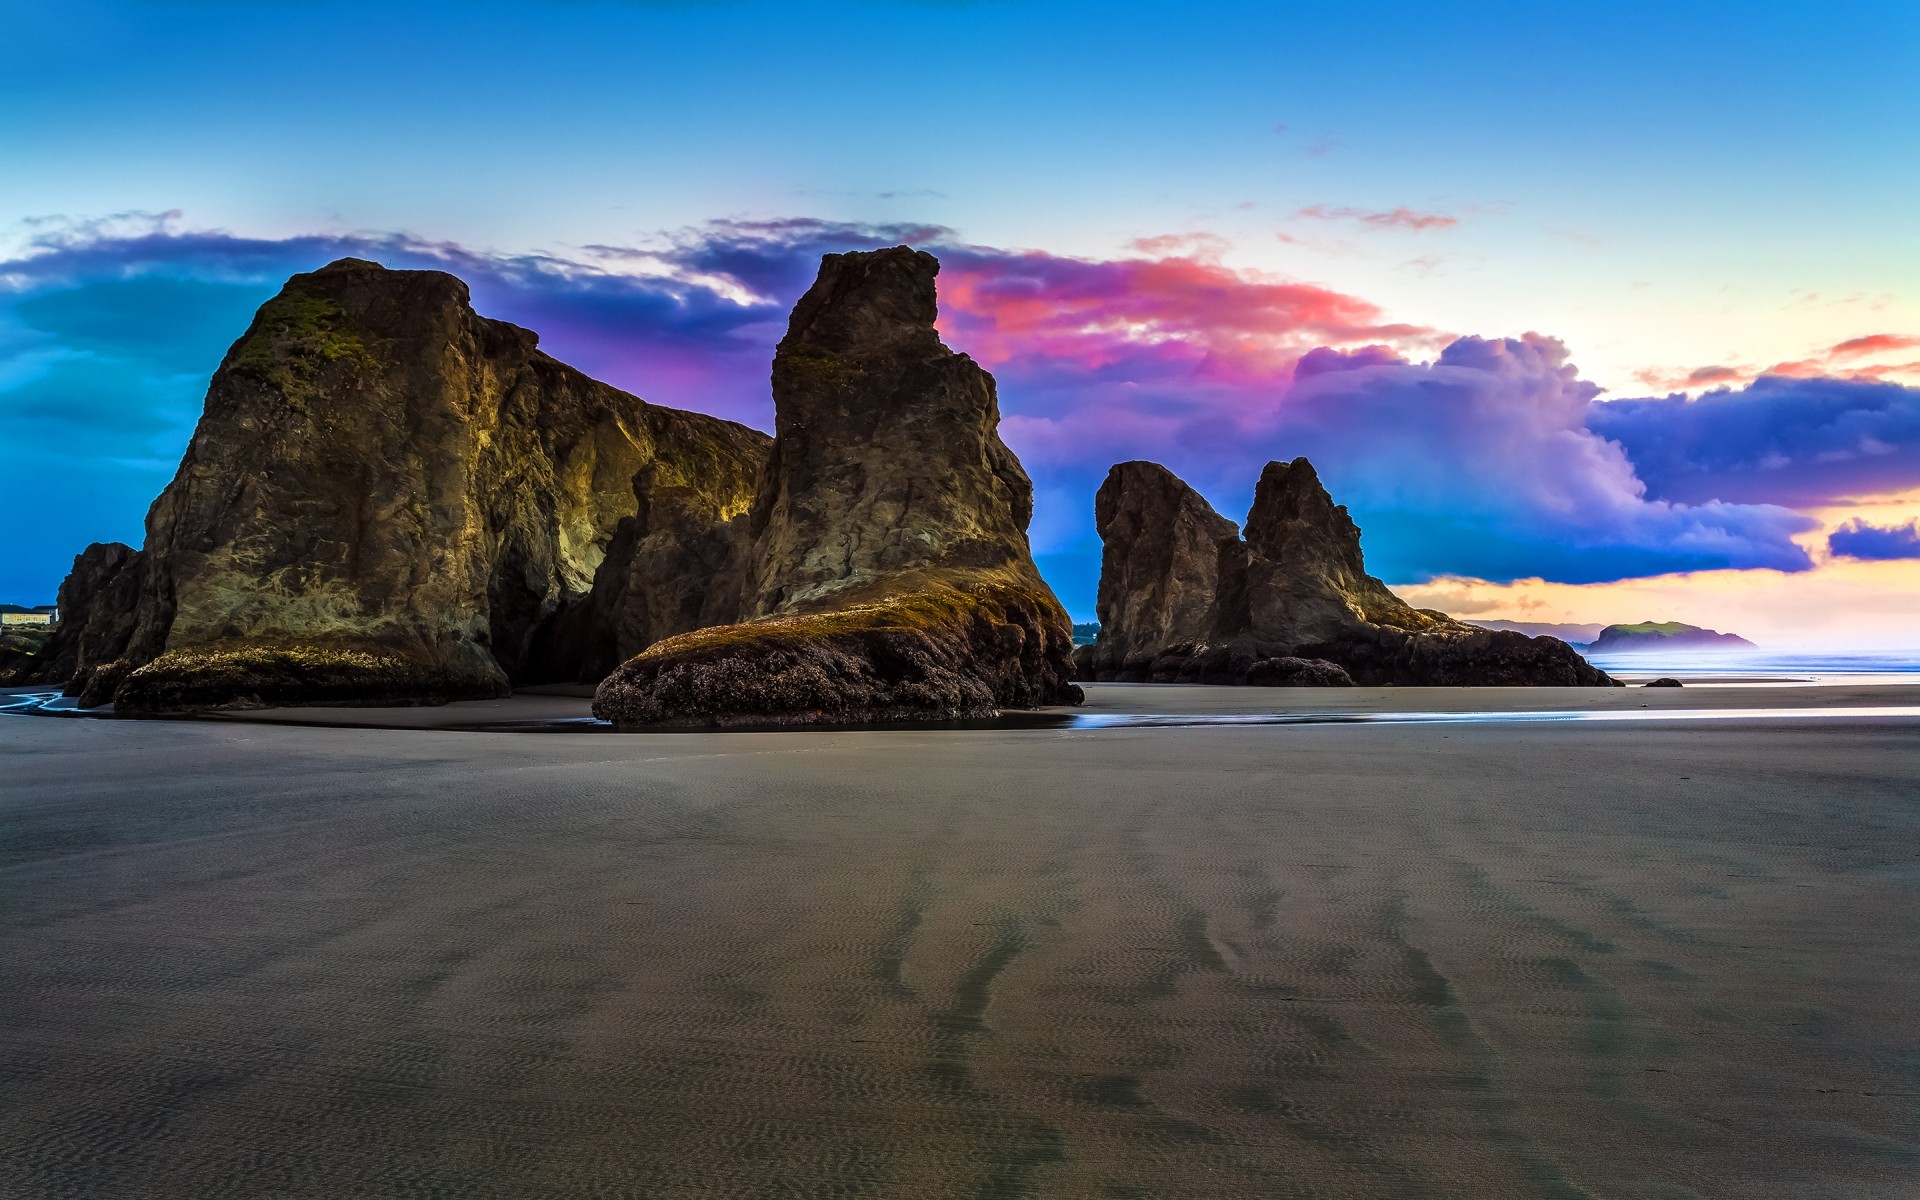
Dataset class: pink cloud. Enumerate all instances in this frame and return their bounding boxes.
[1294,204,1459,232]
[1830,333,1920,358]
[936,248,1434,385]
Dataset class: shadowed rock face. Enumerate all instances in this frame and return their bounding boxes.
[1236,458,1442,642]
[595,247,1082,727]
[1078,456,1614,687]
[6,543,144,698]
[51,259,768,712]
[1078,461,1240,676]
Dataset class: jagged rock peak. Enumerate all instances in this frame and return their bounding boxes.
[1080,461,1240,676]
[780,245,942,356]
[747,245,1039,616]
[1245,458,1366,576]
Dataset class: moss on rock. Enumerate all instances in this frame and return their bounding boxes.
[112,643,504,714]
[593,575,1080,728]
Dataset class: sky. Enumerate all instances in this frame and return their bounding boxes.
[3,0,1918,648]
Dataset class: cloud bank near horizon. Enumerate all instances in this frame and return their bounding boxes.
[1827,518,1920,562]
[5,215,1919,614]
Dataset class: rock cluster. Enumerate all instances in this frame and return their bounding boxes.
[592,248,1081,727]
[34,250,1079,723]
[38,259,768,712]
[1077,459,1615,687]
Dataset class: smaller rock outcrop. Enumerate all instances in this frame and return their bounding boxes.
[1080,461,1240,677]
[8,543,144,702]
[1078,457,1615,687]
[594,247,1082,727]
[0,628,49,684]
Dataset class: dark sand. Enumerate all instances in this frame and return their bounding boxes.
[1,685,1915,1198]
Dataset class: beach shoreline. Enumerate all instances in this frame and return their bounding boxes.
[1,685,1915,1197]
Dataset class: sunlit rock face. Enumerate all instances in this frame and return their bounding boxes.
[594,247,1083,727]
[54,259,768,712]
[1080,456,1616,687]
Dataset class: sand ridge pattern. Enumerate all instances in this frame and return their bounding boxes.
[1,703,1916,1197]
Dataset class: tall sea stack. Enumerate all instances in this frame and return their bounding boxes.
[49,259,769,711]
[1078,458,1615,687]
[592,247,1083,726]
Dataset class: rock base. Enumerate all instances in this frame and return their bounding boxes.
[593,582,1081,728]
[1076,626,1615,688]
[109,646,506,715]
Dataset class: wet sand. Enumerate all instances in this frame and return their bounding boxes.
[1,686,1915,1197]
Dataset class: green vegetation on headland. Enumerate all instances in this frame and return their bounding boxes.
[1586,621,1754,651]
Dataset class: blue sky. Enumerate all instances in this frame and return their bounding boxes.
[4,0,1918,644]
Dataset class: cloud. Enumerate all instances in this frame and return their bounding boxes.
[7,212,1910,613]
[1264,337,1817,583]
[1294,204,1458,232]
[1587,374,1920,507]
[1632,330,1920,394]
[1827,518,1920,561]
[1632,363,1743,390]
[1830,333,1920,359]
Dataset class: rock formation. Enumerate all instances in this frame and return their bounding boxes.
[1083,461,1241,672]
[593,247,1082,726]
[1077,458,1615,687]
[46,259,769,712]
[9,542,145,700]
[0,628,50,685]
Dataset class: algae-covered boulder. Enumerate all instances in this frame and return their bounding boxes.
[58,259,767,713]
[595,247,1081,727]
[1080,456,1614,687]
[591,579,1069,726]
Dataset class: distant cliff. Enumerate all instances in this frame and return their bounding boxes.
[1077,459,1615,687]
[1584,622,1755,653]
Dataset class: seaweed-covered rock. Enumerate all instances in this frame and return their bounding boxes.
[0,627,50,685]
[591,580,1068,726]
[61,259,767,713]
[1081,456,1615,687]
[596,247,1081,727]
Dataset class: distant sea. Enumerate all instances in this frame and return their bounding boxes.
[1584,648,1920,683]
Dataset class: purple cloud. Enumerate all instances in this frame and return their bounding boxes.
[1827,519,1920,561]
[1586,375,1920,507]
[1260,337,1818,582]
[11,214,1920,610]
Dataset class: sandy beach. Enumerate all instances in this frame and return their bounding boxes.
[1,684,1915,1198]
